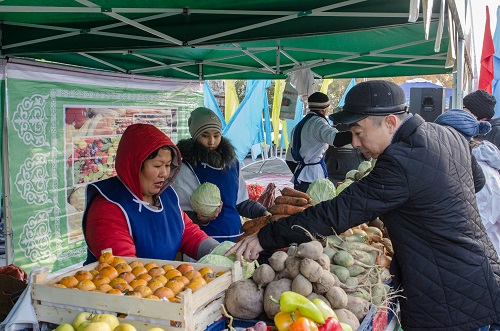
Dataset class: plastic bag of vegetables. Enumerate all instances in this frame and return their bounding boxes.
[190,182,221,217]
[306,178,337,206]
[197,241,259,279]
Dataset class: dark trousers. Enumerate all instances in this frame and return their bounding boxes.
[294,181,311,193]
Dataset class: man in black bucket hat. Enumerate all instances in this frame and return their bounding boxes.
[228,80,500,331]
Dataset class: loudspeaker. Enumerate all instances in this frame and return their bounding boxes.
[409,87,446,122]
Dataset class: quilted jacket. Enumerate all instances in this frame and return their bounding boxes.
[484,117,500,150]
[259,115,500,330]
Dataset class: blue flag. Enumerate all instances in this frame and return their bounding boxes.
[203,81,226,128]
[223,80,270,161]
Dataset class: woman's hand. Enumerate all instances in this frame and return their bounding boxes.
[225,232,263,261]
[197,201,223,223]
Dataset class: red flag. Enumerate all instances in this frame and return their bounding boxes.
[479,6,495,93]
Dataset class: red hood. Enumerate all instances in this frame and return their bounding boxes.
[115,123,181,199]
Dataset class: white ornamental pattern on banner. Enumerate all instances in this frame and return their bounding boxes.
[12,94,49,147]
[18,209,53,262]
[14,153,51,206]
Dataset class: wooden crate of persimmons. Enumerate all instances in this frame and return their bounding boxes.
[31,251,242,331]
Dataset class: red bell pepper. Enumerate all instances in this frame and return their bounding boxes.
[318,317,343,331]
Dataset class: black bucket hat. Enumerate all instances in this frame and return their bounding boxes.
[329,80,407,125]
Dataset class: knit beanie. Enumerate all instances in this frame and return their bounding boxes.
[308,92,331,111]
[434,108,492,141]
[188,107,222,140]
[463,89,496,120]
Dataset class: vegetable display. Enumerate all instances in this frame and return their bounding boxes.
[306,178,337,206]
[190,182,221,217]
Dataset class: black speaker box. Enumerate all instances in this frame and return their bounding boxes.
[409,87,446,122]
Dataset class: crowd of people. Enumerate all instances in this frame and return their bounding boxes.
[81,80,500,330]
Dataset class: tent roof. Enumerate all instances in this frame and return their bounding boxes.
[0,0,458,80]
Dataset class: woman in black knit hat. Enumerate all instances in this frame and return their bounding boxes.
[463,89,500,149]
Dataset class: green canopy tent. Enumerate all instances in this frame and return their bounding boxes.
[0,0,472,268]
[0,0,466,80]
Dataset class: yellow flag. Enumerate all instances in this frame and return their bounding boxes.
[272,80,286,146]
[224,80,239,122]
[320,79,333,94]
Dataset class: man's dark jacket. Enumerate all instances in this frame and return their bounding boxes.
[484,117,500,150]
[259,115,500,331]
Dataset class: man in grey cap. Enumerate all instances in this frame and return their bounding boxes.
[228,80,500,331]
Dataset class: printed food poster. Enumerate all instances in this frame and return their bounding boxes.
[65,107,178,241]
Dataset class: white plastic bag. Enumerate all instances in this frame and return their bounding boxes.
[280,81,298,120]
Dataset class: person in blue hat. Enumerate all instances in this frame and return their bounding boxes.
[435,108,500,258]
[228,80,500,331]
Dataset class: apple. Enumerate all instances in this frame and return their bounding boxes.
[76,321,91,331]
[82,322,112,331]
[54,324,74,331]
[91,314,119,331]
[72,312,92,330]
[146,328,165,331]
[113,324,137,331]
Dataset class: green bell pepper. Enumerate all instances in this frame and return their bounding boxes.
[271,291,325,324]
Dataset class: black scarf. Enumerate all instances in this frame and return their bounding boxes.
[176,137,237,168]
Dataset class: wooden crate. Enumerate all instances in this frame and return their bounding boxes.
[32,257,242,331]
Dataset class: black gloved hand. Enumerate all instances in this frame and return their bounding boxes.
[332,131,352,147]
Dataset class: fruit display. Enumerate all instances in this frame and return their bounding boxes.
[53,252,221,300]
[33,252,241,331]
[52,311,166,331]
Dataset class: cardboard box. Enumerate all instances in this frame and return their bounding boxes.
[0,274,28,321]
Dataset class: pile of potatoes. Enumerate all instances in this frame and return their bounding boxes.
[225,240,366,330]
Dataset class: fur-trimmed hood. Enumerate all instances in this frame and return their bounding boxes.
[177,136,237,168]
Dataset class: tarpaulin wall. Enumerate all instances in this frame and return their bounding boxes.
[3,61,203,273]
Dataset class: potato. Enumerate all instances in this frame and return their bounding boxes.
[296,240,324,260]
[346,295,371,321]
[268,250,288,272]
[285,256,302,278]
[316,253,331,270]
[299,258,323,282]
[312,269,336,294]
[326,286,348,309]
[224,279,264,319]
[263,279,292,319]
[274,269,293,281]
[334,308,360,330]
[252,264,275,289]
[291,274,313,297]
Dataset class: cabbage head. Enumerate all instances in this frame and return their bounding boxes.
[199,241,259,278]
[306,178,337,206]
[190,182,221,216]
[336,179,354,195]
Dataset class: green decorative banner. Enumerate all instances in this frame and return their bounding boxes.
[5,63,203,273]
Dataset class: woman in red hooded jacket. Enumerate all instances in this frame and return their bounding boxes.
[83,123,218,264]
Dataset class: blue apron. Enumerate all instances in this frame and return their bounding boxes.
[291,112,328,186]
[83,176,184,264]
[188,161,242,242]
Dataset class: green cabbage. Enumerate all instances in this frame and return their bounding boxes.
[336,179,353,195]
[190,182,221,216]
[306,178,337,205]
[199,241,259,278]
[357,160,373,175]
[197,254,234,267]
